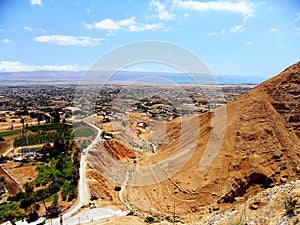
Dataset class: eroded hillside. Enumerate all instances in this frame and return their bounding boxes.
[86,62,300,222]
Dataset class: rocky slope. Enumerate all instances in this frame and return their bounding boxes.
[87,61,300,222]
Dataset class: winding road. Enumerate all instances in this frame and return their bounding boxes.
[45,115,127,225]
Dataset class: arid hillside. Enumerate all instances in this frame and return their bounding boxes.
[86,62,300,222]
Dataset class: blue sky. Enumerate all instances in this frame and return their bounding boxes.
[0,0,299,79]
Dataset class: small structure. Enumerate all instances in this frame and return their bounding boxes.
[13,157,23,162]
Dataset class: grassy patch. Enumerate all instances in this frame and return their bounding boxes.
[74,126,96,137]
[0,129,22,137]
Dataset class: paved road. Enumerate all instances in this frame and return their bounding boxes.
[46,116,127,225]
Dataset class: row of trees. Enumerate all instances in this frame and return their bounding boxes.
[13,124,73,147]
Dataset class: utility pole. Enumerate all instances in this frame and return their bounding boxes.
[60,213,63,225]
[21,118,29,159]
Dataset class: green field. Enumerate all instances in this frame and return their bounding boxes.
[0,129,22,137]
[73,126,96,137]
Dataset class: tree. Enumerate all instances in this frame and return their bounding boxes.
[46,203,61,218]
[36,189,47,211]
[52,109,60,123]
[23,182,34,211]
[27,211,38,223]
[37,114,43,125]
[0,176,6,194]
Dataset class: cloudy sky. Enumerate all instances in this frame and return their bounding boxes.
[0,0,299,79]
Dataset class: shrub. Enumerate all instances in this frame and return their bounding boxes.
[127,210,135,216]
[284,196,297,216]
[52,193,58,205]
[145,216,155,223]
[114,186,121,192]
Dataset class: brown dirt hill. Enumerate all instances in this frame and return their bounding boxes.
[215,61,300,204]
[0,141,7,154]
[103,139,136,161]
[88,62,300,220]
[0,166,21,195]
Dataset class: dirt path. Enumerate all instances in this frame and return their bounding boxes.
[118,169,130,211]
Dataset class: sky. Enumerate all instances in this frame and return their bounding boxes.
[0,0,299,80]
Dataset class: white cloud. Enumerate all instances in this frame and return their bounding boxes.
[29,0,42,6]
[230,24,244,33]
[208,31,217,36]
[246,41,252,46]
[209,25,244,35]
[295,12,300,22]
[149,0,176,20]
[270,28,279,33]
[176,0,256,20]
[93,19,121,30]
[0,61,80,72]
[24,26,33,32]
[85,17,136,30]
[0,29,4,32]
[85,16,164,32]
[34,35,102,46]
[129,23,163,32]
[2,39,11,44]
[106,30,116,36]
[118,17,136,26]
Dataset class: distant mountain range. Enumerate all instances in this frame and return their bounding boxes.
[0,71,269,84]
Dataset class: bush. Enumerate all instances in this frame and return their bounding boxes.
[114,186,121,192]
[46,203,61,218]
[127,210,135,216]
[67,190,77,202]
[145,216,155,223]
[284,196,297,216]
[52,193,58,205]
